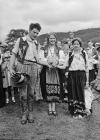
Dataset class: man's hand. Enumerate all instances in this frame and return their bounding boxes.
[10,68,16,76]
[65,72,68,78]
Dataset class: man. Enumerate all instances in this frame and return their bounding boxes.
[68,31,75,50]
[86,41,98,84]
[10,23,42,124]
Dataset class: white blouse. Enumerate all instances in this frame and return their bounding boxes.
[39,47,65,66]
[66,51,89,71]
[12,36,38,62]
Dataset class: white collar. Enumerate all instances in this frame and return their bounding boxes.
[23,35,37,44]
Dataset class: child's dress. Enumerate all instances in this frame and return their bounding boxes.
[2,60,11,89]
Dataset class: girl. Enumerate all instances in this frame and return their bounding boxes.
[39,33,65,116]
[2,51,15,104]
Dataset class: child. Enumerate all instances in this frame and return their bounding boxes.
[2,51,15,104]
[39,33,65,116]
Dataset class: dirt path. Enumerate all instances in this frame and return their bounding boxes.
[0,96,100,140]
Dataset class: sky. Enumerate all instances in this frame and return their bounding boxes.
[0,0,100,41]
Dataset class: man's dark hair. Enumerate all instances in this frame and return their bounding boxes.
[29,23,41,31]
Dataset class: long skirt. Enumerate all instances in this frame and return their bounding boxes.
[67,70,86,116]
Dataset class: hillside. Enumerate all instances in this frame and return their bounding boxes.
[38,28,100,46]
[4,27,100,51]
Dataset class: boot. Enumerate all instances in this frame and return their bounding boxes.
[28,95,34,123]
[21,98,28,125]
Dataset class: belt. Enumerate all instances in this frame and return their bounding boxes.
[24,60,37,63]
[23,60,43,66]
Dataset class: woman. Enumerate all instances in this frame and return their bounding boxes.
[39,33,65,116]
[0,49,5,107]
[60,38,89,118]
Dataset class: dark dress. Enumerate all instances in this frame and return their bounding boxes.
[40,46,64,102]
[67,50,87,117]
[0,65,5,107]
[67,70,86,116]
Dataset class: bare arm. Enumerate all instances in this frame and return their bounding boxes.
[38,49,49,66]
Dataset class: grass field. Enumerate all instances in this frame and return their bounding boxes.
[0,92,100,140]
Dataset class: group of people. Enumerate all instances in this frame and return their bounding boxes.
[0,22,100,125]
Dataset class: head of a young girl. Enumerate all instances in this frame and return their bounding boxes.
[47,33,57,46]
[72,38,82,52]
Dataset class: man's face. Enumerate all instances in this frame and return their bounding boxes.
[6,51,10,56]
[69,32,74,39]
[29,28,40,40]
[88,41,93,48]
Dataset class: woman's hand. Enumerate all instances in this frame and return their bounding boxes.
[65,72,68,78]
[85,81,89,88]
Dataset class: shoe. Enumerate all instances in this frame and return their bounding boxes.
[52,111,57,116]
[21,114,27,125]
[78,115,83,119]
[48,111,52,115]
[12,97,15,103]
[86,110,91,116]
[6,99,9,104]
[90,109,92,114]
[28,112,34,123]
[73,115,79,119]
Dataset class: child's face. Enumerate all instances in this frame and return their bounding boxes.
[4,57,10,62]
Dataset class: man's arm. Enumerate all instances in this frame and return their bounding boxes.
[10,38,20,75]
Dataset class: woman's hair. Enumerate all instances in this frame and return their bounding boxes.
[46,32,57,46]
[43,32,59,52]
[72,38,82,47]
[29,23,41,31]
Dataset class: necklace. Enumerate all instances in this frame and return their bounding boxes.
[49,46,55,57]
